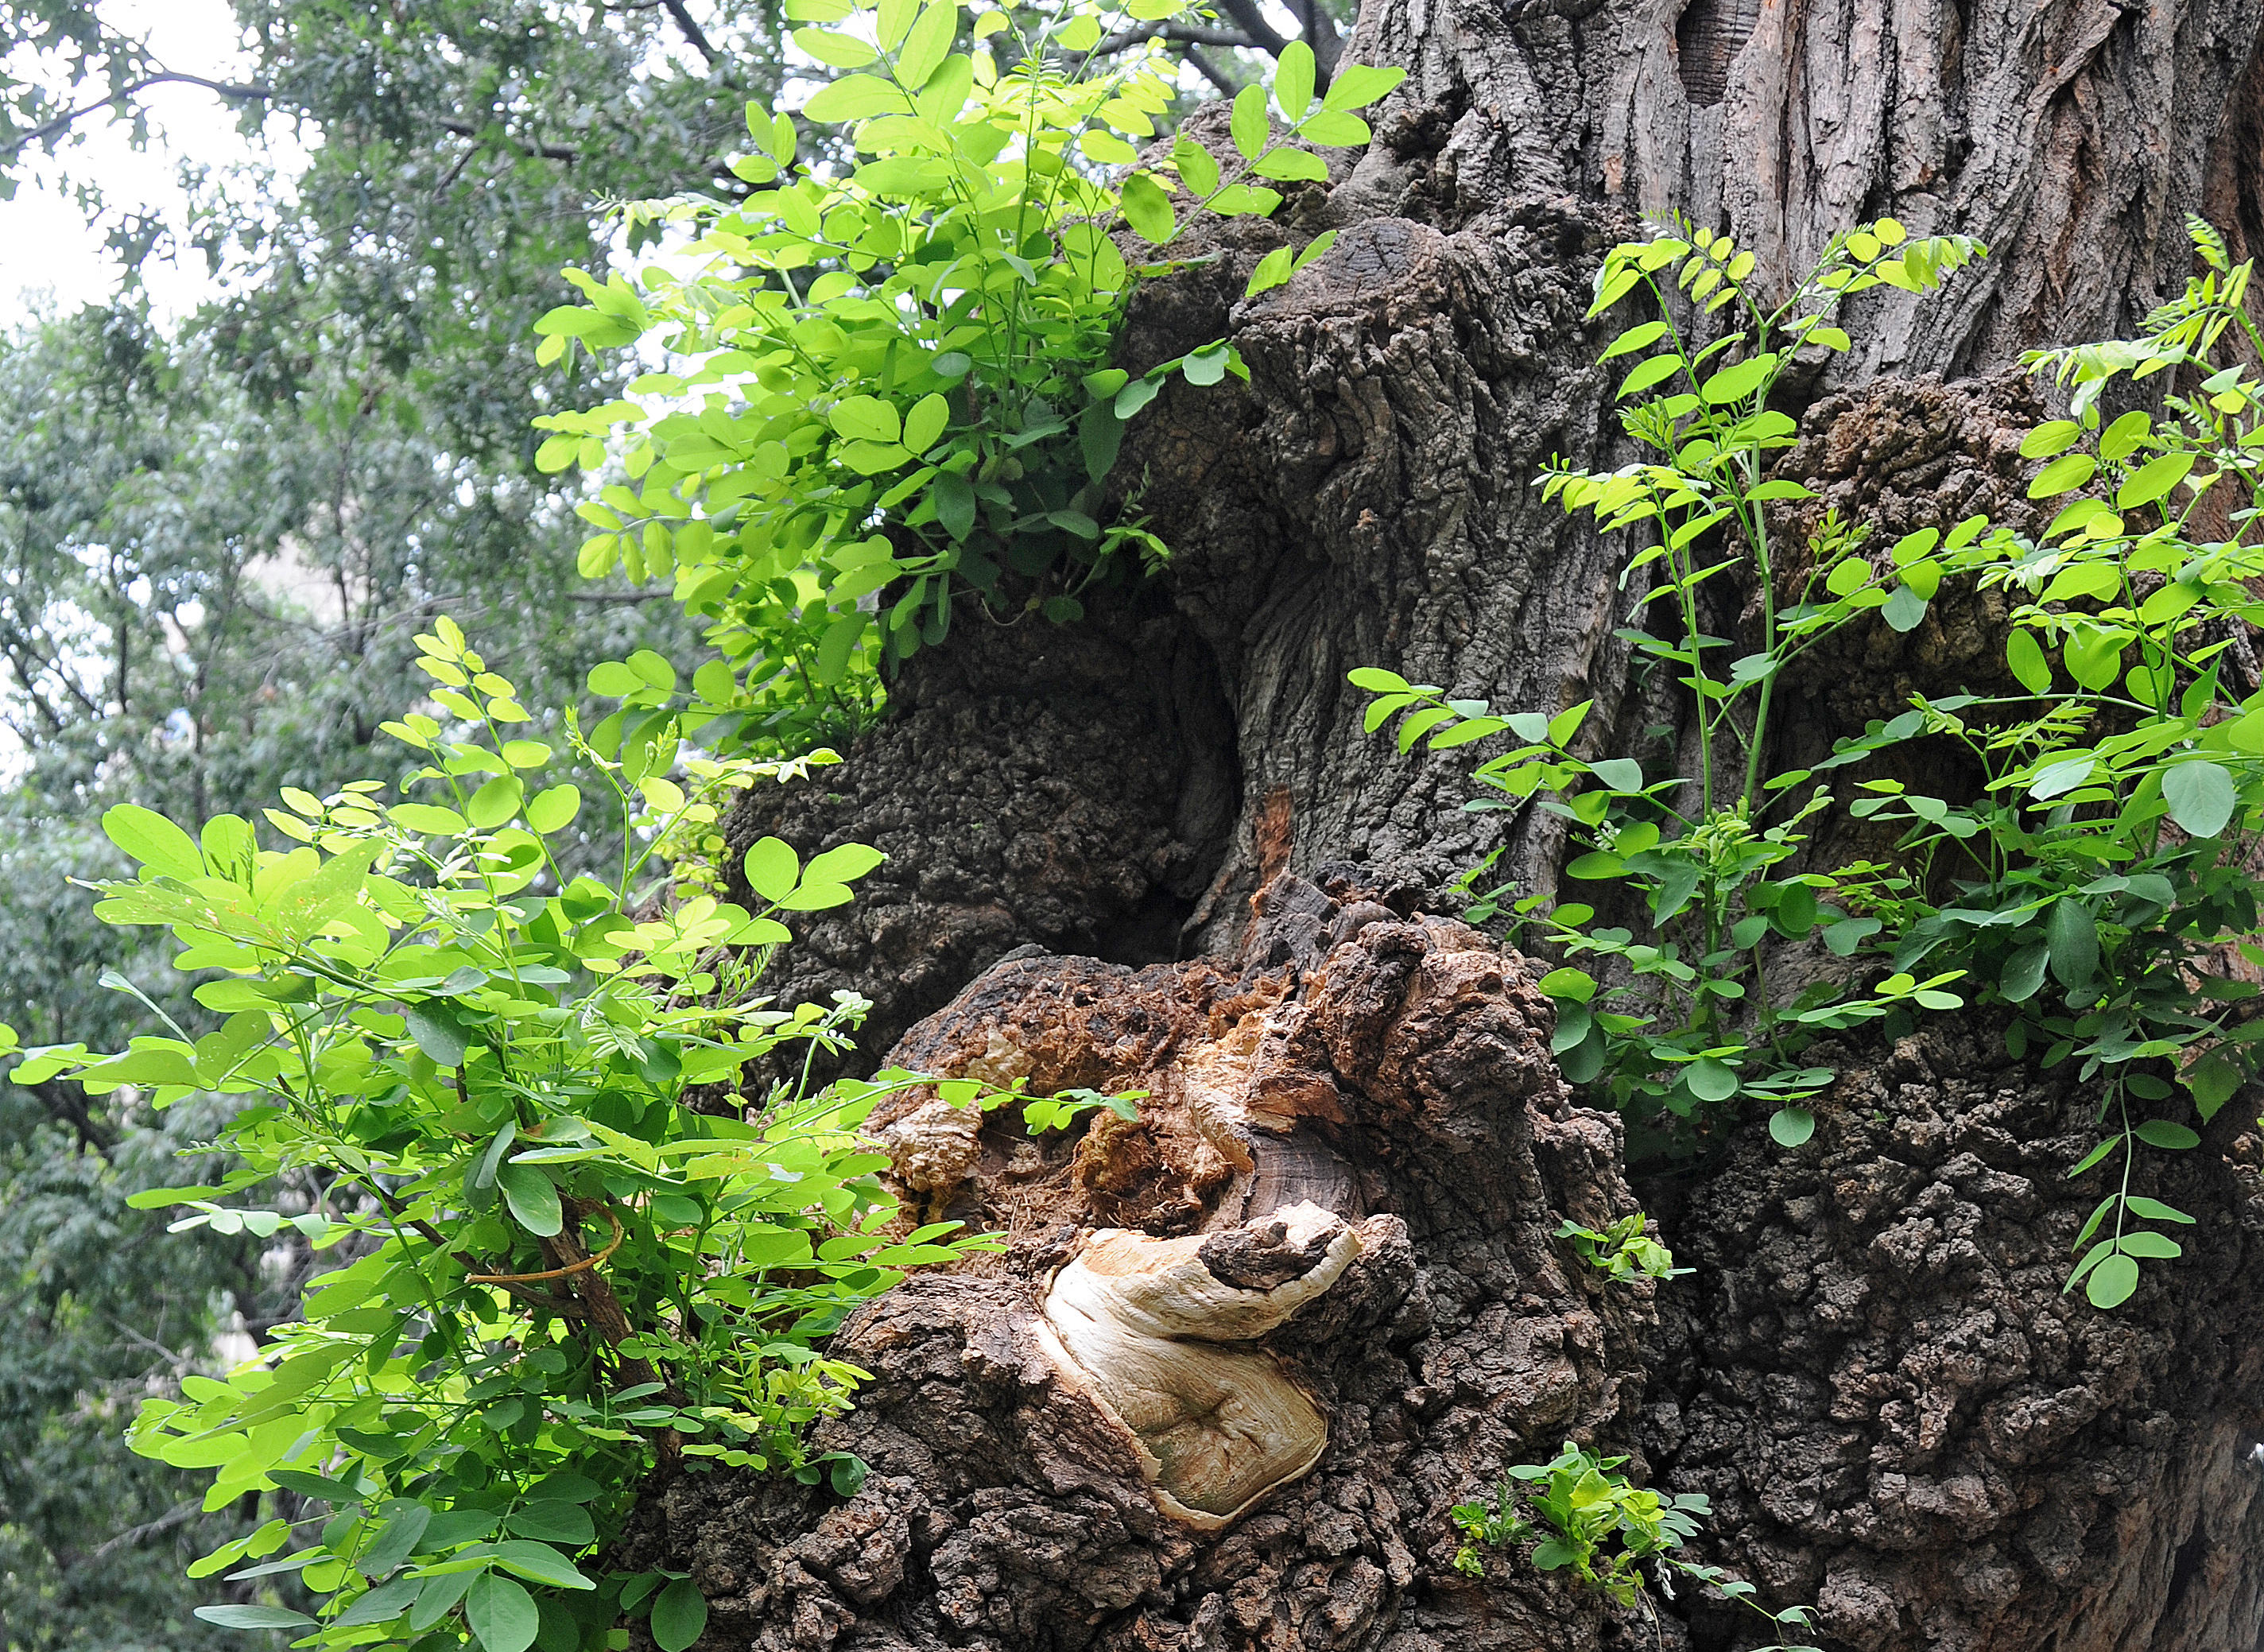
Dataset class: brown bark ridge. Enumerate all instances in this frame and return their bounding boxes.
[1647,1025,2264,1651]
[615,873,1669,1652]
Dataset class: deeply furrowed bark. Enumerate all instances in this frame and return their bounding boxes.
[687,0,2264,1644]
[619,874,1665,1652]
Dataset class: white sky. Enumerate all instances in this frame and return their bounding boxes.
[0,0,299,324]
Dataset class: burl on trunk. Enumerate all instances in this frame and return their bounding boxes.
[614,872,1665,1652]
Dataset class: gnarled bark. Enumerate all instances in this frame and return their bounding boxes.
[684,0,2264,1642]
[617,875,1667,1652]
[1650,1025,2264,1650]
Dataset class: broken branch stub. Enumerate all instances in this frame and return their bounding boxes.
[1037,1201,1369,1526]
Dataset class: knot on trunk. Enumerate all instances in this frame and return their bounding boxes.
[1038,1202,1374,1527]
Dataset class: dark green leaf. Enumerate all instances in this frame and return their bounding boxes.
[467,1573,541,1652]
[1769,1107,1816,1148]
[498,1165,564,1237]
[2085,1251,2140,1309]
[2133,1119,2200,1150]
[194,1607,321,1631]
[2046,899,2098,989]
[652,1580,711,1652]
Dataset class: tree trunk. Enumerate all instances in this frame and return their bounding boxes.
[692,0,2264,1644]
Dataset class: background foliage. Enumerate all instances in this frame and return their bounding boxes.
[0,2,1349,1644]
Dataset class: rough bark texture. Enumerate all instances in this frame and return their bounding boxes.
[681,0,2264,1642]
[727,0,2264,1054]
[618,874,1668,1652]
[1647,1025,2264,1651]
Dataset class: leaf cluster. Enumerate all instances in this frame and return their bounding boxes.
[17,619,1015,1652]
[532,0,1401,754]
[1451,1443,1817,1647]
[1356,213,2264,1309]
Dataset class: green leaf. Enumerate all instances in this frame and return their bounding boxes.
[1999,942,2049,1003]
[525,785,582,836]
[1230,84,1270,159]
[1588,758,1644,792]
[804,843,886,883]
[1182,346,1231,387]
[1348,667,1409,692]
[902,393,950,455]
[2019,420,2080,460]
[1172,136,1219,196]
[1119,172,1177,246]
[1244,245,1294,297]
[1688,1058,1739,1102]
[2162,760,2235,838]
[404,1005,471,1067]
[1566,852,1625,879]
[467,1574,541,1652]
[1881,584,1928,632]
[194,1607,322,1631]
[2006,630,2052,695]
[2046,898,2099,989]
[1617,354,1683,398]
[1253,147,1328,182]
[2085,1251,2139,1309]
[2118,1231,2182,1259]
[587,660,644,696]
[792,26,878,65]
[1769,1107,1816,1148]
[1820,916,1881,956]
[2124,1196,2197,1223]
[498,1165,564,1237]
[1546,700,1591,747]
[2186,1053,2240,1122]
[2133,1119,2200,1150]
[894,0,957,88]
[803,74,914,122]
[1320,62,1405,110]
[931,471,976,541]
[1274,39,1317,117]
[743,837,800,902]
[2028,452,2097,499]
[335,1574,424,1627]
[830,395,901,444]
[506,1502,598,1546]
[652,1580,710,1652]
[1536,968,1596,1002]
[104,805,204,879]
[1599,320,1668,362]
[2029,754,2095,801]
[467,775,525,830]
[2116,451,2194,509]
[485,1541,595,1589]
[1698,353,1775,405]
[1297,109,1370,145]
[815,613,866,686]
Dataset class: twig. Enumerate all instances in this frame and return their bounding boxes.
[1085,21,1258,55]
[659,0,722,64]
[467,1208,626,1282]
[436,119,577,163]
[88,1500,201,1562]
[0,72,276,164]
[1180,46,1241,96]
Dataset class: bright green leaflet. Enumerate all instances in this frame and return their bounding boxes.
[534,0,1405,755]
